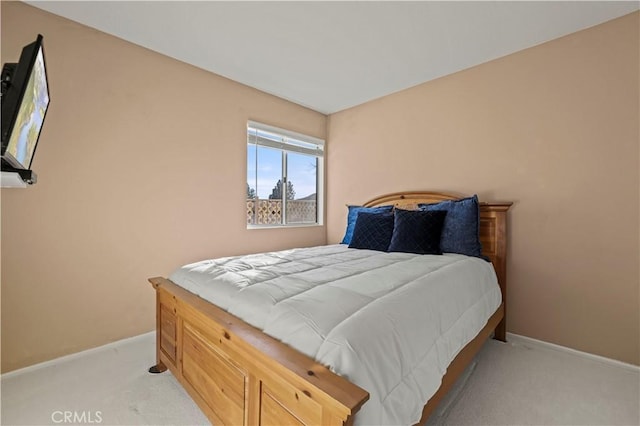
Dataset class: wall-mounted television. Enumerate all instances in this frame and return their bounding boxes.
[1,34,51,173]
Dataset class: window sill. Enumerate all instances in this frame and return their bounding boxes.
[247,223,324,230]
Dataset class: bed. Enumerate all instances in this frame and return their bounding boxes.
[148,191,512,425]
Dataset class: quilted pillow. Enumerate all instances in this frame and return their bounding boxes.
[348,212,394,252]
[340,205,394,245]
[388,209,447,255]
[419,195,482,258]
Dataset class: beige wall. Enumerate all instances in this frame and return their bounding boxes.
[1,2,327,373]
[327,12,639,365]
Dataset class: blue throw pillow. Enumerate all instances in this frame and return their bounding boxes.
[348,212,395,252]
[340,205,394,245]
[388,209,447,255]
[419,195,482,258]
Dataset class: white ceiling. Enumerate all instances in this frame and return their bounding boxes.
[26,1,639,114]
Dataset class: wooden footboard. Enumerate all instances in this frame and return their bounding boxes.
[149,276,369,426]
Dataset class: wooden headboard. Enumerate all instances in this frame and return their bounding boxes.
[363,191,512,338]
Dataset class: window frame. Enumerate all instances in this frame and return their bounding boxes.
[246,121,324,229]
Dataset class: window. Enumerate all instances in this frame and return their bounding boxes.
[247,121,324,227]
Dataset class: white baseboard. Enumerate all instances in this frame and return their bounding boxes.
[4,330,637,380]
[506,332,639,373]
[1,331,155,380]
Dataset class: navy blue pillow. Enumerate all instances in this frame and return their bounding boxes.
[388,209,447,255]
[340,205,394,245]
[348,212,394,252]
[419,195,482,258]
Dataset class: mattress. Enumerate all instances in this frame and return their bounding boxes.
[169,244,501,425]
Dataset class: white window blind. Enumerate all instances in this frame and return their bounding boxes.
[247,122,324,156]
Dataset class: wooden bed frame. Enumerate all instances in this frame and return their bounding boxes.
[148,191,512,425]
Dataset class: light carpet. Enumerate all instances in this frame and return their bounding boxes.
[2,333,638,425]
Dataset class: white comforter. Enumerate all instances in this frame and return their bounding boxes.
[169,244,501,426]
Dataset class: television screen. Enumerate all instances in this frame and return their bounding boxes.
[1,35,50,170]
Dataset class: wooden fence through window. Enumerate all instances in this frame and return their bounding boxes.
[247,199,317,225]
